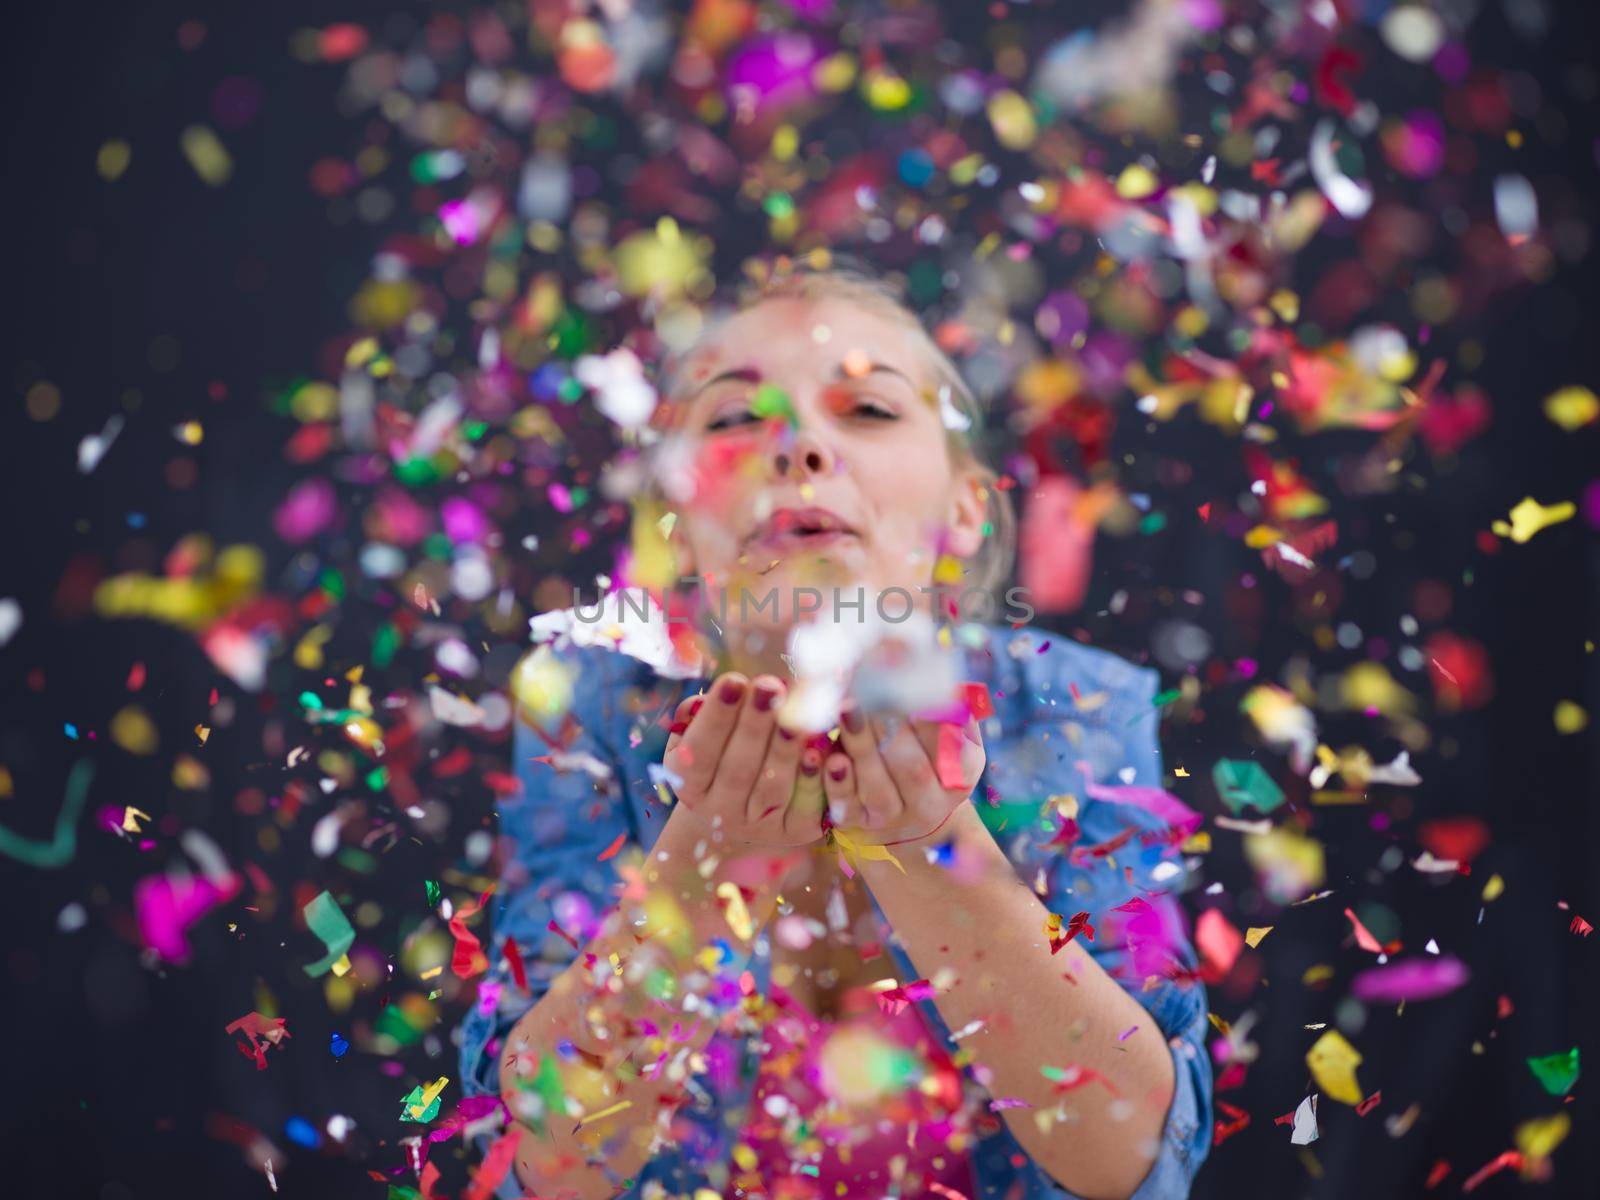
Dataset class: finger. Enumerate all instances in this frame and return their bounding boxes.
[785,746,827,839]
[708,674,783,813]
[822,751,857,828]
[666,676,743,797]
[747,682,802,824]
[876,715,940,797]
[839,705,903,829]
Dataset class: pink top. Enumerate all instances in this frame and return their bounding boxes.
[733,984,976,1198]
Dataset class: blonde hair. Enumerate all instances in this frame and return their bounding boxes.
[649,255,1017,598]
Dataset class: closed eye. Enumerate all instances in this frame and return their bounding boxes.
[853,401,899,421]
[706,409,761,432]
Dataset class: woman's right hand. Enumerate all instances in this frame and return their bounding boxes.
[662,673,826,848]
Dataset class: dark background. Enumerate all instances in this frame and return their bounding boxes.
[2,2,1595,1199]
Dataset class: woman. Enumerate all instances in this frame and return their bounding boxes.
[459,267,1212,1199]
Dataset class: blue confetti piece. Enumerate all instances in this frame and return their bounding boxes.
[330,1032,349,1058]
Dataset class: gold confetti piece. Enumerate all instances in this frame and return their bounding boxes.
[1306,1029,1364,1105]
[180,124,232,186]
[194,724,211,745]
[110,706,159,755]
[122,806,152,833]
[419,965,443,980]
[97,139,132,181]
[1491,496,1576,544]
[1543,386,1599,430]
[1245,926,1274,948]
[1174,766,1190,777]
[1482,873,1505,902]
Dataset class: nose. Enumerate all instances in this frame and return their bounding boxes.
[770,428,832,478]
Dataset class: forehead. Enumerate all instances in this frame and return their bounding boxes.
[676,295,927,391]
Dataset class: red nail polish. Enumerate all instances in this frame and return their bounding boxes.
[753,684,779,713]
[688,697,704,718]
[777,727,795,741]
[841,706,863,734]
[801,753,820,776]
[828,761,848,782]
[720,679,745,704]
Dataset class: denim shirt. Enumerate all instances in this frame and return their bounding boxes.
[459,624,1212,1199]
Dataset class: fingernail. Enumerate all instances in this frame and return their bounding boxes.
[753,683,779,713]
[777,727,796,741]
[841,705,863,734]
[828,761,849,782]
[688,698,704,719]
[801,752,820,776]
[720,678,745,704]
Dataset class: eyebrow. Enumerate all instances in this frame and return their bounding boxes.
[683,360,919,406]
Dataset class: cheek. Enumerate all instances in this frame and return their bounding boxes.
[856,441,955,535]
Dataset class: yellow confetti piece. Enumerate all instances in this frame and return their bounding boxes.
[122,806,152,833]
[1514,1112,1570,1165]
[331,952,352,977]
[1115,163,1159,199]
[1491,496,1576,544]
[829,826,904,874]
[1306,1029,1364,1105]
[715,880,755,942]
[574,1099,632,1128]
[406,1076,450,1121]
[110,706,159,755]
[986,90,1037,150]
[1542,386,1599,430]
[1482,873,1505,902]
[1245,926,1274,948]
[1302,963,1335,986]
[180,124,232,186]
[1553,701,1588,734]
[97,139,132,181]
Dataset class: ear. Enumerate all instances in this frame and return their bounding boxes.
[943,465,989,560]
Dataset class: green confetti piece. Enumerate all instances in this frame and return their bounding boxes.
[398,1084,443,1124]
[425,879,441,908]
[0,759,93,869]
[751,382,796,425]
[1527,1047,1579,1096]
[1212,759,1286,815]
[372,622,399,668]
[302,890,356,977]
[1152,688,1181,708]
[298,691,324,711]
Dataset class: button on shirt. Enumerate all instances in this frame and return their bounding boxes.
[459,624,1213,1199]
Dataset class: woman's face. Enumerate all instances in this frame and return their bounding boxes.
[662,295,987,634]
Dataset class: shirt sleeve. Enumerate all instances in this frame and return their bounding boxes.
[457,642,639,1112]
[978,638,1213,1198]
[1053,659,1213,1199]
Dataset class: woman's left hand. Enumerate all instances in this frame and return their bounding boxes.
[822,703,986,845]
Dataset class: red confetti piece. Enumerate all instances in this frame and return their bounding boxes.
[1344,907,1385,954]
[597,831,627,861]
[1462,1150,1522,1193]
[547,918,581,952]
[1356,1091,1382,1116]
[503,937,528,991]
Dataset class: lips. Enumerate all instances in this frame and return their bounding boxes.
[749,505,860,548]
